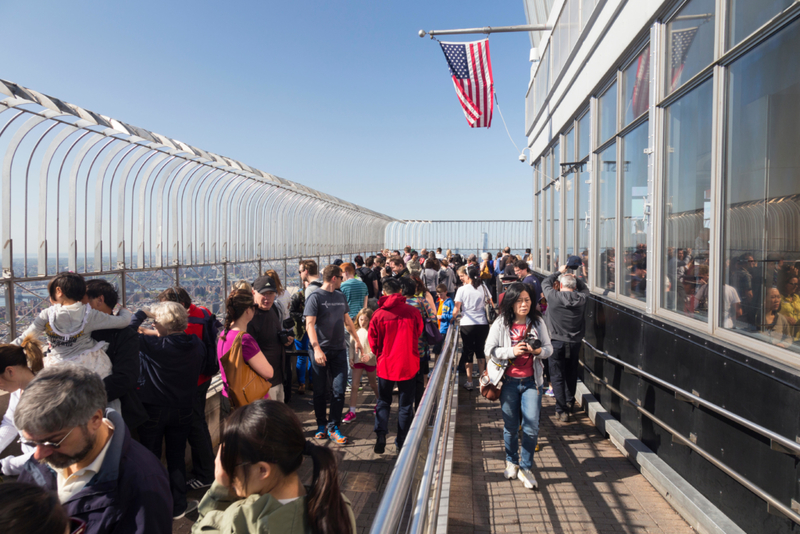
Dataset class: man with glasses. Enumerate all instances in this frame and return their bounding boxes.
[16,365,172,533]
[304,264,364,444]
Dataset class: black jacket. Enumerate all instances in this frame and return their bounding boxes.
[93,325,147,431]
[247,306,285,386]
[131,311,204,408]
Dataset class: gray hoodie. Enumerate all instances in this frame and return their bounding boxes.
[541,272,590,342]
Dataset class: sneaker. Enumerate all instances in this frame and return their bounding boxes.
[545,386,554,397]
[535,442,541,452]
[343,411,357,424]
[297,384,305,394]
[471,371,479,378]
[173,499,199,520]
[328,426,348,444]
[314,426,327,439]
[186,478,211,491]
[518,469,538,490]
[374,434,386,454]
[557,412,570,423]
[463,381,474,391]
[503,461,519,480]
[373,405,377,415]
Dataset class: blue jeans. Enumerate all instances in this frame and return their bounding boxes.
[375,377,416,449]
[500,376,542,471]
[295,336,310,385]
[311,348,347,429]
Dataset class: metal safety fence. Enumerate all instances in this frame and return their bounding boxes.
[385,220,533,257]
[0,78,393,340]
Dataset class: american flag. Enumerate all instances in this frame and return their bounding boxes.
[631,46,650,118]
[669,26,699,92]
[439,39,494,128]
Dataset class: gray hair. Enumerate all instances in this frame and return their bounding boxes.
[558,273,577,290]
[15,365,107,435]
[152,300,188,332]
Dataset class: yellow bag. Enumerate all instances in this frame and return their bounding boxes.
[480,263,492,280]
[219,331,271,408]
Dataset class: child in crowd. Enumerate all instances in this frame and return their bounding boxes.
[435,284,455,355]
[343,308,379,424]
[13,272,131,379]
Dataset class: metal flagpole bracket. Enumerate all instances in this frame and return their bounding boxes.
[419,24,551,38]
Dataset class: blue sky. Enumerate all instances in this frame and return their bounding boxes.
[1,1,534,221]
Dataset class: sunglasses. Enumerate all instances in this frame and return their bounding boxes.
[18,426,76,449]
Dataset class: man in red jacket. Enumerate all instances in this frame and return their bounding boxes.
[368,277,423,454]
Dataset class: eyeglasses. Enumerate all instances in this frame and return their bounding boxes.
[18,426,76,449]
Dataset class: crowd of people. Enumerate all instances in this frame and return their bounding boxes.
[0,245,590,533]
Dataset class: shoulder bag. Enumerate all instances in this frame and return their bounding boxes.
[420,298,444,345]
[480,322,532,402]
[219,331,271,408]
[482,284,498,323]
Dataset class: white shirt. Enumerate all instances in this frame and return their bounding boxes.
[0,390,35,475]
[455,284,489,326]
[722,284,741,329]
[57,419,115,503]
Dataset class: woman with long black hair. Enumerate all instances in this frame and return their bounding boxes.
[453,265,494,390]
[484,282,553,490]
[192,400,356,534]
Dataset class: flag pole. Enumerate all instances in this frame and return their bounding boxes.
[419,24,551,38]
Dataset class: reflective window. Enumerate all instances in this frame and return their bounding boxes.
[722,17,800,352]
[598,82,617,143]
[577,163,591,282]
[565,128,575,166]
[662,80,712,321]
[544,185,551,271]
[578,111,590,160]
[665,0,715,95]
[728,0,793,49]
[597,143,617,292]
[620,122,649,301]
[623,44,651,126]
[554,179,561,270]
[565,129,575,258]
[536,191,543,270]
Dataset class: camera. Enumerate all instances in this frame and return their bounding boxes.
[525,334,542,350]
[278,318,295,345]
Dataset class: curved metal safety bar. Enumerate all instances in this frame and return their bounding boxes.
[582,340,800,457]
[369,320,461,534]
[578,351,800,526]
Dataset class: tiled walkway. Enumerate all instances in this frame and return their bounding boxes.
[174,381,693,534]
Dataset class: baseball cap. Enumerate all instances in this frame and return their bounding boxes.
[253,275,277,294]
[566,255,583,270]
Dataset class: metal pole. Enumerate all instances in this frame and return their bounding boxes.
[419,24,551,38]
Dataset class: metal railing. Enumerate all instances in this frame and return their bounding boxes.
[385,220,533,255]
[582,339,800,525]
[370,320,461,534]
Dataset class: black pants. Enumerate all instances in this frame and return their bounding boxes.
[375,377,416,449]
[458,324,490,367]
[138,404,193,516]
[414,359,430,410]
[187,380,215,484]
[549,340,581,414]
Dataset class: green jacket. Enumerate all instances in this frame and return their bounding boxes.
[192,482,356,534]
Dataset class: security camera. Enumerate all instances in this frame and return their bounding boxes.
[519,154,527,163]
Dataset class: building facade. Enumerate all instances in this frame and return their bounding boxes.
[524,0,800,532]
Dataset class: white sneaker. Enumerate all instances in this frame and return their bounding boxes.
[463,381,474,391]
[518,468,538,490]
[503,461,519,480]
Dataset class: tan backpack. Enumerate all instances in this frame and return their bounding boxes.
[219,331,271,408]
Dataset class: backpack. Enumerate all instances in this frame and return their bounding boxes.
[219,331,271,408]
[288,281,322,339]
[188,307,223,377]
[358,266,374,297]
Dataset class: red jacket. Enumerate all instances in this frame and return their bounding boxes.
[368,293,423,381]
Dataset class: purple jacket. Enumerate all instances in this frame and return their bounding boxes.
[18,408,172,534]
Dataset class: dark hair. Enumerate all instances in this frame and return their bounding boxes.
[0,335,44,375]
[365,256,375,268]
[382,277,402,295]
[514,259,531,272]
[85,279,119,309]
[47,272,85,302]
[466,265,482,289]
[221,401,353,534]
[264,269,285,295]
[157,286,192,309]
[301,259,319,276]
[436,283,448,293]
[389,256,405,268]
[425,258,438,270]
[499,282,542,326]
[400,277,417,297]
[322,264,342,282]
[354,255,364,266]
[0,482,69,534]
[223,289,254,336]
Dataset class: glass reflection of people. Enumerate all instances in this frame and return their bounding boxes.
[778,275,800,342]
[732,254,755,327]
[758,288,792,349]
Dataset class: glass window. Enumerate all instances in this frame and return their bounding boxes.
[536,191,543,270]
[544,186,551,271]
[565,128,575,165]
[565,129,576,258]
[665,0,715,95]
[620,122,649,301]
[623,44,651,126]
[722,17,800,353]
[578,111,590,160]
[598,82,617,143]
[554,179,561,270]
[662,80,713,321]
[597,143,617,292]
[577,163,591,282]
[728,0,793,49]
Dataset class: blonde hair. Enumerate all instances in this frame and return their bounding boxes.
[265,269,285,295]
[151,301,188,332]
[231,280,252,293]
[355,307,373,329]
